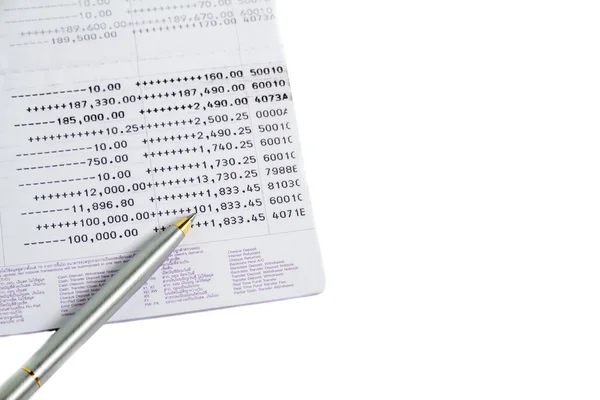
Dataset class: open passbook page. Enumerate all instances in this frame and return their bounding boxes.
[0,0,324,336]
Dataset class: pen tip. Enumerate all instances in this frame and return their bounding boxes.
[174,213,196,235]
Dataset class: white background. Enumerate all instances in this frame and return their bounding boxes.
[2,1,600,399]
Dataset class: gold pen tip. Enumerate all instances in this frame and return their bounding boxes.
[174,213,196,235]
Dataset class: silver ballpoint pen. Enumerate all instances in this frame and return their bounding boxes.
[0,213,196,400]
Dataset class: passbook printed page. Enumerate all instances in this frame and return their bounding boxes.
[0,0,324,336]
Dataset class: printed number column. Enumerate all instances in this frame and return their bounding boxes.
[245,64,314,234]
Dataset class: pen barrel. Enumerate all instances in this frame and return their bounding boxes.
[0,225,184,400]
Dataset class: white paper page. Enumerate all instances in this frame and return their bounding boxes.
[0,0,324,336]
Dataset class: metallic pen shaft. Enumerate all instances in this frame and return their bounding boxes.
[0,214,195,400]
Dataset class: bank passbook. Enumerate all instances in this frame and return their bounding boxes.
[0,0,324,336]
